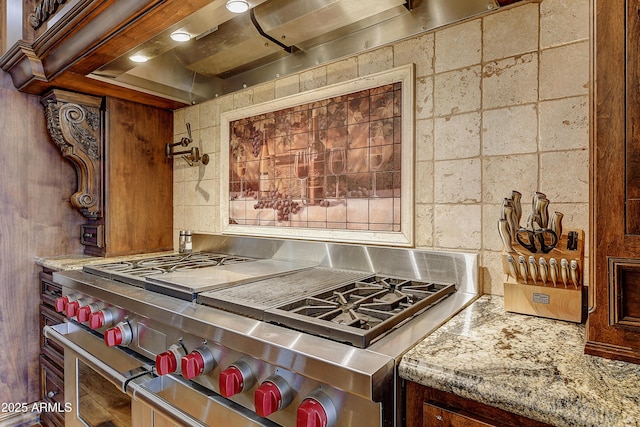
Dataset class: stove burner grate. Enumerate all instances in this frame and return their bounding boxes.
[264,275,457,348]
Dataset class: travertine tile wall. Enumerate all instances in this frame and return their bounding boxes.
[173,0,590,294]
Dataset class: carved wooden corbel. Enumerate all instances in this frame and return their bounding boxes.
[41,89,103,219]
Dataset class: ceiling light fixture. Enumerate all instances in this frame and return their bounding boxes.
[129,54,149,63]
[226,0,249,13]
[170,31,191,42]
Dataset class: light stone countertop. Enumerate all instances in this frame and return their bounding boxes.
[36,251,175,271]
[399,295,640,427]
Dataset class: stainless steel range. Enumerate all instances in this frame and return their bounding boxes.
[45,235,478,427]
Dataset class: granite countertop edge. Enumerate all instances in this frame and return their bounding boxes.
[36,251,176,271]
[398,295,640,427]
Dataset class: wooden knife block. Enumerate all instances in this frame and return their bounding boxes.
[502,229,585,323]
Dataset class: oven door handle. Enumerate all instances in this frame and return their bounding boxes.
[44,323,150,392]
[132,384,209,427]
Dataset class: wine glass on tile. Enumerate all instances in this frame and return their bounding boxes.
[368,144,384,198]
[234,152,247,196]
[328,147,346,198]
[294,150,310,204]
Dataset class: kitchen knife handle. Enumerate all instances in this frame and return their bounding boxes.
[560,258,569,288]
[549,212,563,240]
[511,190,522,227]
[498,219,514,252]
[549,258,558,287]
[570,260,580,288]
[539,258,548,286]
[536,198,550,228]
[518,256,529,284]
[507,255,518,282]
[528,256,538,283]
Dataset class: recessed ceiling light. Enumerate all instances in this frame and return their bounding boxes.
[129,54,149,63]
[226,0,249,13]
[171,31,191,42]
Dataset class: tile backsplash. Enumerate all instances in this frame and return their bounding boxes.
[173,0,590,295]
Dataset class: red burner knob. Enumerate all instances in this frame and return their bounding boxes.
[88,307,118,330]
[297,399,328,427]
[66,301,80,317]
[297,390,337,427]
[77,305,92,323]
[219,359,255,398]
[103,322,132,347]
[54,296,69,313]
[77,302,103,323]
[255,376,292,418]
[89,311,106,329]
[104,327,122,347]
[181,346,215,380]
[219,366,244,397]
[156,351,178,376]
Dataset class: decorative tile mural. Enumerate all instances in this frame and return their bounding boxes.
[221,65,414,246]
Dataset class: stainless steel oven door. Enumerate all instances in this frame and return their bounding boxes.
[44,322,152,427]
[44,322,279,427]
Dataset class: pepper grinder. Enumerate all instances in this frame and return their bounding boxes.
[184,231,193,253]
[179,230,186,253]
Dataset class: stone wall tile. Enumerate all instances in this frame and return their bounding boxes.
[435,20,481,73]
[434,159,482,203]
[482,53,538,109]
[483,3,539,61]
[482,104,538,156]
[539,96,589,151]
[434,112,481,160]
[434,66,481,116]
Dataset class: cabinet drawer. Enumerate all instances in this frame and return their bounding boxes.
[40,355,65,427]
[40,304,65,366]
[40,271,62,308]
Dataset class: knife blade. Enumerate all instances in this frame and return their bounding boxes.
[511,190,522,228]
[498,219,515,252]
[539,258,548,285]
[549,258,558,287]
[549,211,564,240]
[570,260,580,288]
[560,258,569,288]
[507,255,518,282]
[528,256,538,284]
[518,255,529,284]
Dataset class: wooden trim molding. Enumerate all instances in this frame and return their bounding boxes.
[609,257,640,329]
[29,0,70,30]
[41,89,103,219]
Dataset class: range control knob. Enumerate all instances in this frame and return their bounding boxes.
[88,307,119,330]
[255,375,293,418]
[66,298,91,318]
[55,293,80,313]
[181,346,215,380]
[156,344,186,376]
[104,322,133,347]
[297,390,337,427]
[54,296,69,313]
[76,302,103,323]
[219,359,255,398]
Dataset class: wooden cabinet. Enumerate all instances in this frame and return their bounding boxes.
[39,269,65,427]
[405,381,550,427]
[42,90,174,257]
[586,0,640,363]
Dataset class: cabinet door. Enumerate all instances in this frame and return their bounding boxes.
[423,402,494,427]
[587,0,640,363]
